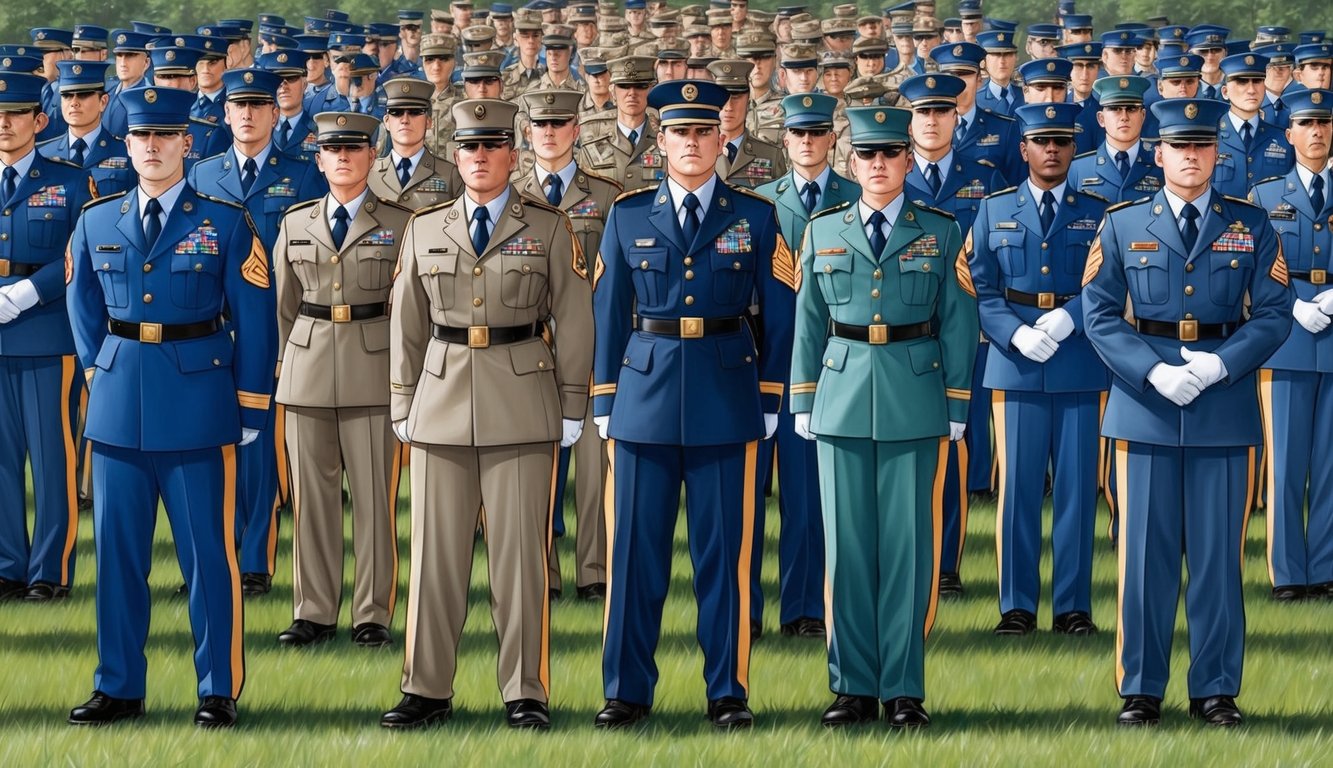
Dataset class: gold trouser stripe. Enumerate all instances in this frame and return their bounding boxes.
[924,436,948,640]
[601,439,617,643]
[735,440,758,694]
[59,356,78,585]
[274,403,291,507]
[79,385,92,499]
[388,439,404,618]
[1113,439,1130,694]
[1099,391,1116,536]
[991,390,1008,587]
[221,444,245,699]
[955,437,970,563]
[1258,369,1276,585]
[1243,444,1256,575]
[540,443,558,697]
[759,381,785,396]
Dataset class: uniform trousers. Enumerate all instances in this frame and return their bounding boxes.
[236,403,279,575]
[548,407,608,592]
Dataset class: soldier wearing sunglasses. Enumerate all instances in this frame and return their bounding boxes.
[577,56,664,190]
[369,78,463,210]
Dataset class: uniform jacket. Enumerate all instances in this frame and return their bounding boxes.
[185,118,229,174]
[272,111,320,156]
[101,78,145,139]
[975,80,1025,117]
[514,165,622,269]
[1070,142,1164,205]
[38,131,137,199]
[576,113,665,192]
[904,151,1003,236]
[188,146,328,248]
[955,107,1024,185]
[717,133,787,189]
[366,149,464,211]
[1213,116,1293,199]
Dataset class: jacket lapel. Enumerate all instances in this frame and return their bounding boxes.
[304,197,338,251]
[1011,185,1046,237]
[478,187,528,261]
[1282,168,1316,220]
[690,182,738,256]
[562,173,590,209]
[839,204,878,267]
[647,181,688,255]
[340,197,382,254]
[881,200,925,262]
[148,186,203,263]
[216,149,247,201]
[1145,191,1187,258]
[116,188,149,256]
[1190,190,1229,263]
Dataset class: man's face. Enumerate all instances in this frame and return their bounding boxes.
[1064,29,1092,45]
[74,47,105,62]
[378,42,398,69]
[1026,37,1056,60]
[453,7,473,27]
[910,105,956,153]
[586,70,610,96]
[626,9,646,29]
[1198,47,1224,75]
[781,65,818,94]
[154,73,197,91]
[1155,139,1218,192]
[985,51,1016,80]
[1102,46,1135,76]
[748,54,775,86]
[943,28,962,43]
[517,29,542,57]
[1070,60,1098,95]
[307,54,329,82]
[527,115,579,163]
[615,82,649,117]
[821,66,850,95]
[1019,134,1075,185]
[0,108,45,152]
[453,139,517,196]
[1159,75,1200,98]
[782,125,834,172]
[275,71,306,112]
[655,59,686,81]
[574,21,597,46]
[547,47,571,73]
[915,33,940,59]
[961,19,982,41]
[719,92,748,135]
[658,124,723,180]
[826,33,853,53]
[384,104,429,149]
[1266,64,1293,92]
[464,75,502,98]
[60,89,108,129]
[712,26,733,50]
[775,18,792,42]
[689,36,710,57]
[730,0,746,25]
[126,128,190,182]
[225,99,278,144]
[1135,42,1157,69]
[849,144,910,195]
[1097,103,1146,144]
[423,55,455,85]
[1287,115,1332,166]
[494,17,514,39]
[431,20,449,34]
[856,51,885,77]
[400,24,422,48]
[196,57,225,90]
[1298,62,1333,89]
[114,51,148,83]
[1222,76,1265,114]
[1024,82,1067,104]
[860,22,882,39]
[42,49,70,80]
[893,34,915,58]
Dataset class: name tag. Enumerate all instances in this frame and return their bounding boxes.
[1068,219,1098,231]
[288,239,312,246]
[715,219,752,254]
[1129,242,1159,251]
[634,238,656,247]
[1080,177,1105,186]
[996,221,1019,230]
[815,247,847,255]
[1269,207,1297,220]
[96,244,122,252]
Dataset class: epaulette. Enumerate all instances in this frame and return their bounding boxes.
[810,200,853,219]
[411,198,460,218]
[1081,190,1111,203]
[197,192,244,209]
[981,108,1016,122]
[580,168,623,192]
[283,198,321,215]
[81,190,127,211]
[46,155,80,169]
[36,136,59,148]
[1224,194,1263,210]
[1254,175,1284,186]
[983,185,1018,200]
[375,198,416,215]
[518,193,563,214]
[915,202,955,220]
[976,158,996,167]
[1074,150,1096,159]
[1106,197,1148,214]
[613,186,656,204]
[189,117,218,129]
[730,186,778,205]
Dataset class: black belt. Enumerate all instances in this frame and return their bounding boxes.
[831,320,933,344]
[109,317,222,344]
[1005,287,1078,309]
[432,321,540,348]
[0,259,41,278]
[299,301,388,322]
[635,316,744,338]
[1136,318,1240,342]
[1290,269,1329,285]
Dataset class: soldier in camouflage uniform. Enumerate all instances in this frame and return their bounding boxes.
[422,34,461,156]
[579,48,617,115]
[740,32,784,143]
[710,59,787,188]
[575,55,664,190]
[502,9,546,98]
[536,25,584,91]
[428,50,506,156]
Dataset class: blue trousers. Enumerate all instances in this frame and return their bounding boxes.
[0,355,79,586]
[92,442,244,701]
[1259,369,1333,588]
[966,342,994,493]
[994,389,1100,616]
[603,439,759,706]
[236,403,279,575]
[1114,441,1251,699]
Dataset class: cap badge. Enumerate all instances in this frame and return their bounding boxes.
[953,45,962,55]
[682,83,698,101]
[874,110,885,123]
[1245,55,1255,65]
[1045,105,1057,118]
[1046,61,1056,71]
[336,115,348,126]
[544,92,555,104]
[175,37,185,47]
[722,63,732,73]
[0,81,6,93]
[243,71,254,83]
[116,34,127,45]
[926,76,936,87]
[1119,77,1128,88]
[144,88,156,103]
[401,82,411,93]
[277,52,288,63]
[997,33,1005,42]
[1315,92,1325,104]
[802,95,812,107]
[1,58,10,67]
[165,50,176,61]
[72,64,82,75]
[474,103,486,118]
[1184,102,1198,119]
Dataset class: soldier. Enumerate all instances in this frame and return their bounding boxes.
[1250,88,1333,601]
[264,50,320,157]
[753,93,859,637]
[1213,52,1292,199]
[422,38,471,155]
[967,103,1111,637]
[975,30,1022,117]
[576,56,663,190]
[398,10,425,71]
[516,88,619,601]
[1061,42,1105,154]
[579,48,615,114]
[39,60,135,198]
[791,103,977,728]
[370,78,464,210]
[72,25,109,62]
[1020,58,1071,105]
[1258,44,1296,129]
[1083,97,1293,727]
[66,85,277,728]
[1292,43,1331,89]
[189,33,230,130]
[102,30,151,139]
[1188,27,1229,100]
[854,36,888,79]
[739,32,783,144]
[1062,14,1094,46]
[537,25,584,91]
[300,35,334,112]
[709,10,736,58]
[382,97,591,730]
[344,54,386,119]
[502,10,546,98]
[1071,77,1164,204]
[710,59,786,189]
[778,44,819,101]
[1102,30,1142,79]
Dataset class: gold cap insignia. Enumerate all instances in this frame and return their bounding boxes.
[336,115,348,126]
[682,83,698,101]
[165,50,175,61]
[544,92,554,103]
[1245,55,1255,66]
[202,28,212,36]
[1119,77,1128,88]
[1180,56,1189,66]
[72,64,82,74]
[953,45,962,55]
[401,83,411,93]
[243,71,254,83]
[474,103,486,118]
[116,34,127,45]
[926,76,935,87]
[1045,105,1056,118]
[997,33,1005,42]
[802,95,812,107]
[36,31,46,40]
[144,88,156,103]
[1046,61,1056,71]
[874,110,885,123]
[1315,92,1325,105]
[723,63,732,73]
[175,37,185,46]
[1184,102,1198,119]
[0,81,6,93]
[277,52,288,63]
[1,58,10,67]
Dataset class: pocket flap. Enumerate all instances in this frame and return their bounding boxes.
[174,335,233,373]
[898,256,940,274]
[502,253,548,275]
[94,336,122,370]
[621,334,653,373]
[361,317,390,353]
[814,252,852,275]
[628,247,669,273]
[417,253,458,276]
[710,250,755,272]
[424,339,446,377]
[509,339,555,375]
[287,244,317,264]
[94,250,126,273]
[821,339,849,371]
[716,332,757,369]
[988,230,1025,250]
[171,251,220,275]
[287,314,314,348]
[907,340,942,375]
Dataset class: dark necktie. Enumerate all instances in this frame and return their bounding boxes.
[279,119,292,146]
[1180,203,1200,252]
[71,137,87,167]
[241,158,257,195]
[1040,190,1056,233]
[802,180,819,213]
[627,128,639,147]
[1204,84,1217,100]
[332,204,349,249]
[926,162,941,196]
[1313,174,1326,213]
[1,167,15,205]
[471,205,490,254]
[726,142,738,163]
[195,95,208,113]
[1241,121,1253,152]
[1115,150,1129,178]
[867,210,887,255]
[398,157,413,187]
[525,68,537,80]
[545,173,563,206]
[955,116,967,143]
[350,99,361,113]
[143,197,163,247]
[681,192,701,246]
[1000,85,1010,107]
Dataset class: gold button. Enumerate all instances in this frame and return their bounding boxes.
[330,255,339,264]
[873,313,882,321]
[685,295,695,305]
[1141,256,1149,265]
[194,263,203,271]
[1041,242,1048,250]
[921,262,930,272]
[685,269,694,279]
[1185,262,1193,272]
[143,293,152,303]
[212,358,220,366]
[431,265,439,274]
[823,264,832,273]
[522,264,532,273]
[640,260,650,269]
[825,358,834,366]
[871,288,880,298]
[537,361,545,368]
[1230,259,1239,268]
[333,281,341,290]
[473,266,483,276]
[684,257,693,266]
[733,261,741,270]
[873,269,882,279]
[473,297,483,306]
[1184,285,1194,295]
[142,264,151,272]
[1040,265,1050,275]
[0,233,6,240]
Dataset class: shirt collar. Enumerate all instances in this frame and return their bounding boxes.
[390,146,427,176]
[618,119,647,142]
[463,185,512,229]
[792,164,832,192]
[1296,163,1329,197]
[957,104,977,126]
[1162,184,1210,222]
[326,188,371,228]
[666,173,718,221]
[1227,111,1258,134]
[0,149,36,181]
[534,159,578,195]
[69,124,103,149]
[1026,179,1068,207]
[1104,141,1139,166]
[233,143,273,170]
[858,193,905,230]
[137,177,187,220]
[915,150,954,177]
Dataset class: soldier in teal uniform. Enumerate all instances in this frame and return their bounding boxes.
[39,60,136,199]
[1083,97,1294,727]
[753,92,860,639]
[790,104,978,729]
[65,85,277,728]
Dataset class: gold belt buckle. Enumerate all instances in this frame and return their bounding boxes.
[680,317,704,338]
[1312,269,1328,285]
[468,325,490,348]
[1178,319,1199,342]
[1037,291,1056,310]
[867,323,889,344]
[331,304,351,322]
[0,259,9,278]
[139,322,162,344]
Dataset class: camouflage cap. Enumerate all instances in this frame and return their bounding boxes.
[421,33,458,55]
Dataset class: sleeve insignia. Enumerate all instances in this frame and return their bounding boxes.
[1082,234,1104,287]
[241,236,271,289]
[954,246,976,297]
[770,234,799,291]
[1270,241,1289,286]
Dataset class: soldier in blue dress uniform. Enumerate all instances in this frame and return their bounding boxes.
[1070,76,1164,204]
[1082,97,1294,727]
[39,60,136,199]
[65,85,277,729]
[929,42,1024,188]
[967,102,1111,637]
[1213,52,1293,199]
[1249,88,1333,602]
[975,31,1024,117]
[102,30,152,139]
[32,28,73,143]
[0,73,91,602]
[262,50,321,157]
[188,68,326,596]
[592,79,794,730]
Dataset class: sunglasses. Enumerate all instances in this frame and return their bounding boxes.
[856,52,884,59]
[1103,104,1143,113]
[401,24,422,31]
[1027,135,1073,147]
[424,55,454,62]
[531,118,574,128]
[230,99,275,108]
[279,74,304,83]
[465,76,501,85]
[787,127,831,137]
[1162,140,1218,149]
[60,90,101,100]
[386,107,427,117]
[457,140,510,152]
[853,146,907,160]
[615,82,651,90]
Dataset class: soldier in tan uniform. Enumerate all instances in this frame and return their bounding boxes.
[517,89,620,600]
[535,25,584,91]
[381,99,593,731]
[371,78,465,209]
[708,9,737,58]
[576,56,665,190]
[429,50,506,157]
[738,32,784,143]
[710,59,787,188]
[422,34,462,156]
[854,36,888,79]
[502,10,547,98]
[579,48,616,115]
[273,113,415,650]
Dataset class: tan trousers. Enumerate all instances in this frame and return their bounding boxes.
[401,442,555,703]
[286,405,400,627]
[548,408,609,591]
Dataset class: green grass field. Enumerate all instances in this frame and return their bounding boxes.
[3,477,1332,766]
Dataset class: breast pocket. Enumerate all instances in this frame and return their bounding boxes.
[500,253,550,308]
[26,206,68,250]
[1272,223,1303,270]
[416,253,458,310]
[814,253,853,305]
[899,256,941,305]
[286,244,320,289]
[169,251,223,309]
[1061,231,1095,277]
[94,250,129,308]
[1207,250,1253,307]
[710,249,755,305]
[1124,250,1169,305]
[628,247,669,308]
[989,229,1028,277]
[355,244,397,292]
[1213,153,1237,183]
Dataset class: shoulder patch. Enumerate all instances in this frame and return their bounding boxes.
[411,198,460,217]
[1106,197,1149,214]
[984,185,1018,200]
[916,203,955,220]
[518,194,562,215]
[731,186,779,205]
[613,186,656,204]
[376,198,416,215]
[46,155,80,169]
[1255,175,1284,185]
[82,190,128,211]
[976,158,996,167]
[988,111,1016,122]
[1081,190,1110,203]
[810,199,854,219]
[283,198,321,216]
[197,192,244,209]
[1224,194,1263,211]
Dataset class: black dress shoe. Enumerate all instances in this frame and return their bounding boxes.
[1310,581,1333,599]
[23,581,70,601]
[749,619,763,642]
[821,695,878,727]
[884,697,930,729]
[707,696,753,729]
[576,582,607,600]
[0,577,27,600]
[68,691,145,725]
[779,617,827,638]
[277,619,336,647]
[352,623,392,648]
[549,588,562,601]
[993,609,1037,635]
[1116,695,1161,726]
[1052,611,1098,636]
[240,573,271,596]
[1272,585,1307,602]
[594,699,650,729]
[195,696,237,728]
[1189,695,1243,727]
[937,571,964,598]
[505,698,551,729]
[381,694,453,729]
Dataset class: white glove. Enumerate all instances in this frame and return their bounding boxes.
[793,412,815,440]
[763,413,778,440]
[949,421,966,441]
[1294,298,1332,334]
[1010,325,1059,363]
[1033,307,1075,342]
[0,291,19,323]
[1179,346,1227,389]
[1316,288,1333,315]
[594,415,610,440]
[6,279,39,312]
[560,418,583,447]
[238,428,260,446]
[393,420,411,443]
[1147,362,1205,407]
